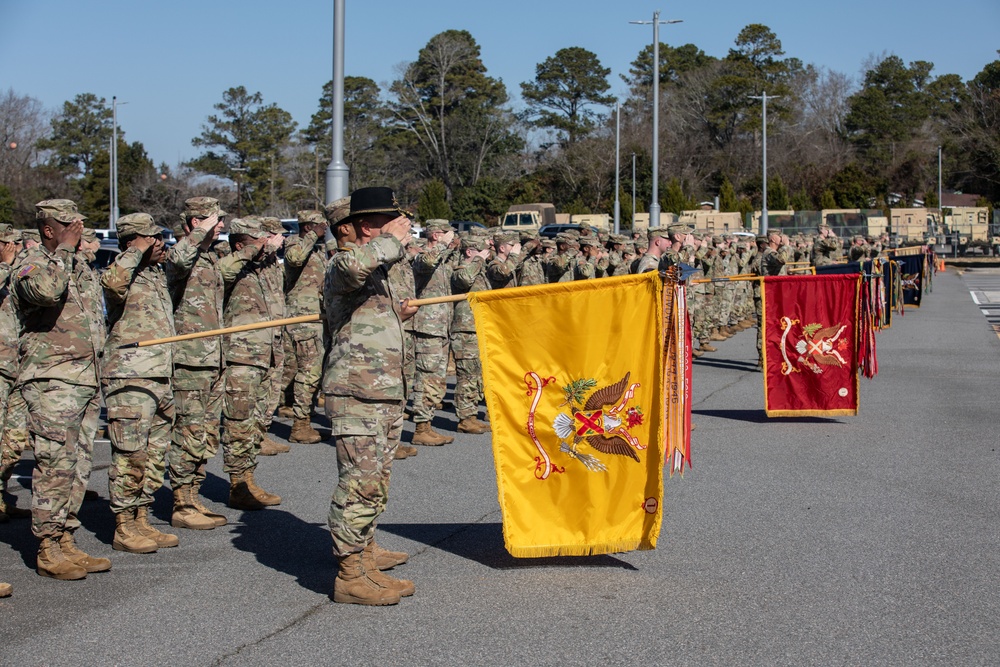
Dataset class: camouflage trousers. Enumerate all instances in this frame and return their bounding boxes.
[104,378,175,514]
[754,296,764,360]
[689,292,712,342]
[221,363,271,475]
[326,396,403,557]
[20,379,100,539]
[411,332,449,424]
[167,365,223,489]
[288,330,323,421]
[0,373,30,497]
[451,332,483,420]
[265,345,284,430]
[403,328,415,400]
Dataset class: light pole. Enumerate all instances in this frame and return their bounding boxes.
[110,97,127,228]
[748,91,780,236]
[325,0,349,206]
[631,152,636,230]
[630,10,682,229]
[614,101,621,234]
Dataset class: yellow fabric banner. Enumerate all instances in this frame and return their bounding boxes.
[469,272,665,558]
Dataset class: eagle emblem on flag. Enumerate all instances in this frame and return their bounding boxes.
[778,317,850,375]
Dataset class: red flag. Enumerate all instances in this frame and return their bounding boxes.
[762,274,860,417]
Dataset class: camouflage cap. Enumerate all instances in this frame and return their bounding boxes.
[424,219,453,233]
[648,228,671,240]
[116,213,161,238]
[0,223,19,243]
[609,234,628,244]
[183,196,226,220]
[324,196,352,225]
[325,238,340,253]
[579,236,599,247]
[468,225,490,237]
[668,224,693,235]
[461,236,488,252]
[259,216,284,234]
[21,229,40,243]
[80,227,97,243]
[495,231,519,246]
[36,199,86,223]
[540,238,556,249]
[297,210,326,225]
[817,222,831,230]
[229,217,269,239]
[711,235,724,245]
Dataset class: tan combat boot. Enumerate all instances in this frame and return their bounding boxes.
[394,444,418,459]
[189,482,227,527]
[289,418,322,444]
[332,552,401,606]
[368,540,409,570]
[36,537,88,580]
[276,406,295,419]
[393,447,410,460]
[699,341,718,353]
[171,486,217,530]
[362,542,414,597]
[709,328,727,342]
[229,472,266,511]
[457,418,491,434]
[246,469,281,506]
[0,582,10,597]
[691,348,704,358]
[59,531,111,573]
[259,436,290,456]
[411,422,453,446]
[135,506,179,548]
[113,510,158,553]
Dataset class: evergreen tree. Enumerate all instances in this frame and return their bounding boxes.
[417,179,452,220]
[521,47,615,145]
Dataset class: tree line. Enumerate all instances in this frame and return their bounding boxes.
[2,24,998,229]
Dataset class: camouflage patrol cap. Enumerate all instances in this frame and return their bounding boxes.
[711,235,724,245]
[424,219,453,233]
[80,227,97,243]
[297,210,326,225]
[668,224,692,235]
[229,217,269,239]
[817,222,831,230]
[461,236,488,252]
[579,236,599,247]
[609,234,627,245]
[519,230,539,242]
[325,238,339,253]
[21,229,40,243]
[468,225,490,237]
[495,231,518,246]
[36,199,86,223]
[116,213,161,238]
[540,238,556,249]
[0,223,19,243]
[259,217,284,234]
[648,228,671,240]
[324,196,352,225]
[183,196,226,220]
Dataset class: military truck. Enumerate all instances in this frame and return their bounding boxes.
[500,203,556,231]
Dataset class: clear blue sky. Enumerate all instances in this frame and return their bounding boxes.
[1,0,997,168]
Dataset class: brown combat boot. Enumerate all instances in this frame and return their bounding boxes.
[332,552,401,606]
[457,417,491,434]
[229,472,266,511]
[113,510,158,554]
[368,540,409,570]
[289,419,322,444]
[0,496,31,520]
[393,447,409,460]
[171,486,217,530]
[362,542,414,597]
[59,531,111,573]
[0,582,10,597]
[411,422,453,446]
[135,506,179,548]
[36,537,87,580]
[396,444,417,459]
[699,342,718,353]
[276,406,295,419]
[691,348,704,358]
[189,481,227,527]
[259,436,290,456]
[246,469,281,506]
[709,328,727,341]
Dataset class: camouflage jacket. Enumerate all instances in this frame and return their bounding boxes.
[166,226,224,369]
[0,264,17,378]
[486,253,521,289]
[517,254,547,286]
[323,235,406,401]
[102,248,175,378]
[546,250,577,283]
[606,251,626,277]
[283,231,326,340]
[10,243,103,386]
[221,245,283,368]
[451,256,489,334]
[411,241,457,337]
[811,236,841,266]
[388,251,416,333]
[634,252,660,274]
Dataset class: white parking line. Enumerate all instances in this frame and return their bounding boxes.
[971,291,981,304]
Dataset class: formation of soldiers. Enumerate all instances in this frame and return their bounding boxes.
[0,189,884,602]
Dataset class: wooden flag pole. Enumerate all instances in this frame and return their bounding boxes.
[408,294,467,307]
[119,314,321,349]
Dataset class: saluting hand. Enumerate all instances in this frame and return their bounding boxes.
[57,219,84,249]
[383,215,412,244]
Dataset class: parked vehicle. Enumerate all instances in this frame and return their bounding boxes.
[451,220,486,233]
[539,224,583,239]
[500,203,556,231]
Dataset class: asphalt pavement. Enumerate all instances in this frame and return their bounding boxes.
[2,268,999,666]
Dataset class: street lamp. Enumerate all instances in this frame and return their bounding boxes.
[748,91,780,235]
[325,0,349,206]
[110,97,127,229]
[630,10,682,229]
[614,100,621,234]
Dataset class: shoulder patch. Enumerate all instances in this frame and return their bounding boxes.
[17,264,37,278]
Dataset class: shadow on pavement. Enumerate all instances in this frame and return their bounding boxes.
[379,522,638,571]
[692,357,761,372]
[230,508,333,596]
[693,408,842,424]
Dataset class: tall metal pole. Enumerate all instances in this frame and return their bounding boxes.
[938,145,943,236]
[111,96,118,228]
[631,152,636,229]
[614,101,621,235]
[325,0,349,205]
[748,91,780,236]
[631,11,682,230]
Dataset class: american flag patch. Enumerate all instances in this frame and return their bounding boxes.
[17,264,37,278]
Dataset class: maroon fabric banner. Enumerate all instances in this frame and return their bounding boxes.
[762,274,860,417]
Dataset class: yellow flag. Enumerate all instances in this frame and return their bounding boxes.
[469,272,664,558]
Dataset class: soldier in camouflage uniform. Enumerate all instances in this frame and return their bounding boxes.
[257,217,292,456]
[102,213,178,553]
[10,200,109,579]
[410,220,458,447]
[324,187,416,605]
[283,209,335,444]
[220,218,285,510]
[753,231,789,367]
[811,223,841,266]
[486,230,522,289]
[451,236,491,434]
[166,197,229,531]
[516,233,547,286]
[0,224,30,522]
